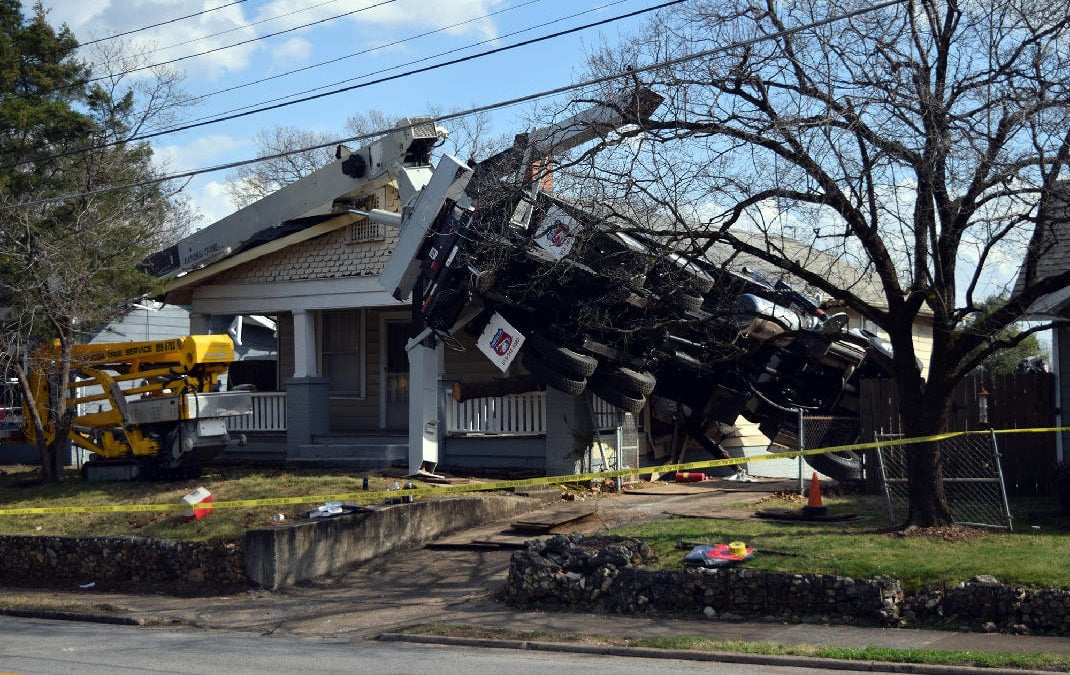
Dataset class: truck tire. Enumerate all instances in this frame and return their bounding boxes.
[805,450,863,482]
[588,377,647,415]
[526,332,598,378]
[598,365,656,397]
[522,352,587,396]
[669,291,704,312]
[666,252,715,295]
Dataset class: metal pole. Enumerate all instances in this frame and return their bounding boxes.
[797,408,805,495]
[988,428,1014,532]
[615,410,624,492]
[874,435,896,524]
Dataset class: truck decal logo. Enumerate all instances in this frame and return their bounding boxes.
[547,219,571,247]
[489,328,513,356]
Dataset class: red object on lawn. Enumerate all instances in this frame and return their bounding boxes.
[675,471,706,482]
[180,487,213,522]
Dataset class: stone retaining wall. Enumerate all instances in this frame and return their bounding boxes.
[0,535,245,591]
[0,495,551,593]
[504,535,1070,635]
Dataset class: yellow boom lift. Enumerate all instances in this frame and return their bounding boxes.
[5,335,251,480]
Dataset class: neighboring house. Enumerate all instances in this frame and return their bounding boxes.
[1016,181,1070,464]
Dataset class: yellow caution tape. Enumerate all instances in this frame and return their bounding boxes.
[1,426,1067,516]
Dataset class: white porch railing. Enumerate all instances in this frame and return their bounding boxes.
[222,389,613,436]
[445,389,546,436]
[591,395,624,431]
[226,392,287,432]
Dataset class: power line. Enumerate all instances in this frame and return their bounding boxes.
[77,0,250,47]
[164,0,629,136]
[2,0,906,212]
[4,0,665,170]
[121,0,348,60]
[80,0,399,87]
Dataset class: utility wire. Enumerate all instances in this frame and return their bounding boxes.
[2,0,906,212]
[160,0,548,130]
[121,0,347,60]
[164,0,629,136]
[77,0,250,47]
[79,0,398,87]
[4,0,666,170]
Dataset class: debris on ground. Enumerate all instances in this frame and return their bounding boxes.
[892,525,988,543]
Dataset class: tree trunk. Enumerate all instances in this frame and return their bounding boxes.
[897,391,954,528]
[37,337,74,483]
[903,439,951,527]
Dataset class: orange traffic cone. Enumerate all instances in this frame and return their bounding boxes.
[802,472,828,517]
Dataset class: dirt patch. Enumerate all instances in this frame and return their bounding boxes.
[891,525,989,543]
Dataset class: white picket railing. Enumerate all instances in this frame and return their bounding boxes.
[445,389,546,435]
[226,392,287,432]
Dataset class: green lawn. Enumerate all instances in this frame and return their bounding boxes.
[609,494,1070,591]
[401,623,1070,672]
[2,465,1068,592]
[0,465,439,541]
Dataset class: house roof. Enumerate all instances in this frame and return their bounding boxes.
[702,229,889,310]
[1015,181,1070,319]
[570,198,893,311]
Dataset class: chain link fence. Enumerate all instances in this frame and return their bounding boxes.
[874,432,1013,530]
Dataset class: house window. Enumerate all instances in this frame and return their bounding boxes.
[321,309,365,397]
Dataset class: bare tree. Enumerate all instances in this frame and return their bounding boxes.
[426,105,511,164]
[225,126,338,209]
[565,0,1070,527]
[224,111,394,208]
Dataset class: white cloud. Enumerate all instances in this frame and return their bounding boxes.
[253,0,502,38]
[271,37,312,70]
[192,179,238,228]
[44,0,261,80]
[154,133,250,173]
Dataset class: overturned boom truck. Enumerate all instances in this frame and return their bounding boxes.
[3,335,251,480]
[378,87,894,481]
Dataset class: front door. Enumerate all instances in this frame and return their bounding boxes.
[383,318,410,431]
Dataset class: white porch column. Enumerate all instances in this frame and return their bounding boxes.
[408,340,444,475]
[292,309,319,378]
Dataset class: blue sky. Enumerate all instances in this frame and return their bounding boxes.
[41,0,653,227]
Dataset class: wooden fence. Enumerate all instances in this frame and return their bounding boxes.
[860,372,1057,496]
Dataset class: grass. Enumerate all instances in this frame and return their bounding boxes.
[2,465,1069,592]
[608,493,1070,591]
[398,623,1070,672]
[0,465,450,541]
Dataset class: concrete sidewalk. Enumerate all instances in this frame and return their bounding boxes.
[1,480,1066,672]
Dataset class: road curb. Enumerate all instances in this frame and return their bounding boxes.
[378,632,1057,675]
[0,608,143,626]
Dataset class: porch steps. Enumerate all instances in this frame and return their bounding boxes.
[288,435,408,469]
[210,434,288,467]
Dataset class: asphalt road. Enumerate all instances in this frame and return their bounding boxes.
[0,616,887,675]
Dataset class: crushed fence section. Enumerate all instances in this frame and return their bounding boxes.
[875,431,1013,530]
